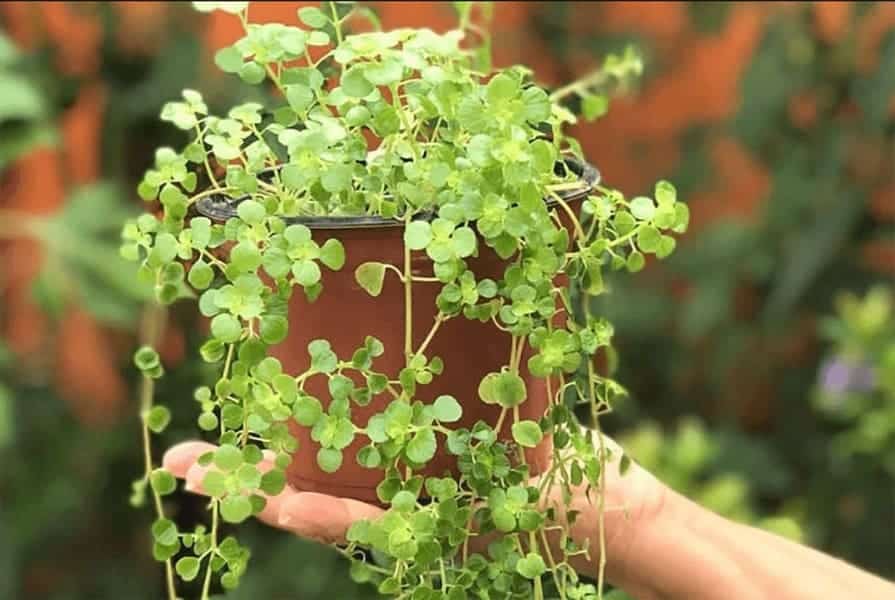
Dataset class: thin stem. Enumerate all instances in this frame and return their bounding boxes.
[414,313,446,358]
[549,65,613,103]
[200,501,219,600]
[137,305,177,600]
[195,123,220,189]
[403,219,413,361]
[550,192,587,242]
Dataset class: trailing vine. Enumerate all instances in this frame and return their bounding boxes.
[123,2,688,598]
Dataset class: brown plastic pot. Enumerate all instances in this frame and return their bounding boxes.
[195,158,599,503]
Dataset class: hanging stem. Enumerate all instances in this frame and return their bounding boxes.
[137,305,177,600]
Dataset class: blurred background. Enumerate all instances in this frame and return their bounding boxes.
[0,2,893,598]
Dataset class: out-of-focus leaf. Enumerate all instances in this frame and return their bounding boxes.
[28,183,153,326]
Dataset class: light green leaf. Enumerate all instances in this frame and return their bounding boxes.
[432,395,462,423]
[629,196,656,221]
[176,557,200,581]
[355,262,386,296]
[317,447,343,473]
[406,427,436,464]
[516,552,546,579]
[404,221,432,250]
[221,494,253,523]
[341,66,374,98]
[511,420,543,448]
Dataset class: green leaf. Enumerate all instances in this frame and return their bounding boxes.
[317,447,343,473]
[239,62,266,85]
[198,412,218,431]
[221,494,253,523]
[629,196,655,221]
[146,406,171,433]
[286,84,314,113]
[486,73,519,103]
[355,262,386,296]
[150,469,177,496]
[656,235,676,259]
[391,490,416,512]
[292,260,322,286]
[636,225,661,254]
[320,238,346,270]
[309,339,338,373]
[211,313,242,343]
[193,2,248,14]
[516,553,546,579]
[451,226,476,257]
[237,199,266,224]
[405,427,436,464]
[188,260,214,290]
[260,315,288,344]
[613,211,636,236]
[190,217,211,248]
[214,46,243,73]
[321,163,352,192]
[655,180,677,205]
[492,507,516,532]
[278,27,307,55]
[511,421,543,448]
[672,204,689,233]
[478,372,527,407]
[260,469,287,495]
[341,66,374,98]
[298,6,328,27]
[626,251,645,273]
[134,346,160,371]
[236,463,262,489]
[151,518,178,546]
[215,444,243,472]
[231,241,262,272]
[404,221,432,250]
[294,394,323,426]
[582,94,609,121]
[202,470,228,497]
[357,445,381,468]
[176,557,201,581]
[432,395,462,423]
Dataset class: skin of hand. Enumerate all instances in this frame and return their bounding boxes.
[162,436,670,595]
[163,437,895,600]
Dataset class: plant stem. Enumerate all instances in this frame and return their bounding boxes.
[414,313,445,358]
[549,65,613,103]
[403,219,413,361]
[137,305,177,600]
[200,500,219,600]
[550,192,587,242]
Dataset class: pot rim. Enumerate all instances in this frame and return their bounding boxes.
[194,156,599,230]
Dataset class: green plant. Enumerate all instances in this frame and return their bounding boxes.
[815,286,895,475]
[618,418,802,540]
[122,2,687,598]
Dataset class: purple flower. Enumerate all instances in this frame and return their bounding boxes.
[819,357,877,395]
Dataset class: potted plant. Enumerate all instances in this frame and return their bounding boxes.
[122,1,689,598]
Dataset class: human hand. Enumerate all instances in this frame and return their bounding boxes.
[163,435,671,590]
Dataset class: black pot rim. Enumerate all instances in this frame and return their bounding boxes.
[194,156,599,230]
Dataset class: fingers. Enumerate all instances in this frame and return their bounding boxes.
[277,491,385,545]
[162,441,385,542]
[163,440,217,478]
[164,440,296,528]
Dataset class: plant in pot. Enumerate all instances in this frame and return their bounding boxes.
[122,1,688,598]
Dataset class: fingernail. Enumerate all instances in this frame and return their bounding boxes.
[278,514,292,527]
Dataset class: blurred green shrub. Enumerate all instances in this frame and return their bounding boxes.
[815,286,895,474]
[619,417,803,541]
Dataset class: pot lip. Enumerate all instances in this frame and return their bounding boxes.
[194,156,599,230]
